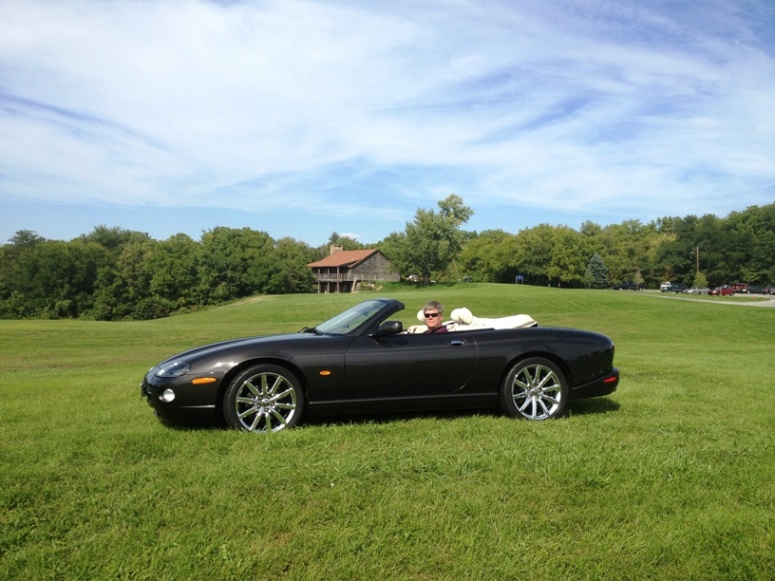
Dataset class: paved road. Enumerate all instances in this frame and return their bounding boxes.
[652,292,775,307]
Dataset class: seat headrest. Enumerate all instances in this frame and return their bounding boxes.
[450,307,474,325]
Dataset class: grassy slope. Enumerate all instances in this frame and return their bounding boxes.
[1,285,773,579]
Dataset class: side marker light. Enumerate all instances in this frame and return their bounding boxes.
[192,377,217,385]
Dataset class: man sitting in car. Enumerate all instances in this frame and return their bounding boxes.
[422,301,448,334]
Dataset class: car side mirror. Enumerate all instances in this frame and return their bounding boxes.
[374,320,403,336]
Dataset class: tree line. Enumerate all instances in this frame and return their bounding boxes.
[1,197,773,320]
[0,227,319,320]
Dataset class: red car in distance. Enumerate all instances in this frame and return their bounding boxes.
[708,286,735,296]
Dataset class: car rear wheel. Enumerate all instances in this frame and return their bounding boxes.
[223,364,304,433]
[501,357,569,420]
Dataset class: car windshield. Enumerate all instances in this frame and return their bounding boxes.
[315,300,392,335]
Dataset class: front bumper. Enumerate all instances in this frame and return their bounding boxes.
[141,370,221,423]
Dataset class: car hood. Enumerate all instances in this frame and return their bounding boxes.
[158,332,320,366]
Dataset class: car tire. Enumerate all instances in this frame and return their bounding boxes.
[500,357,569,420]
[223,364,304,433]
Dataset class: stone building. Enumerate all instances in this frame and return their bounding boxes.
[308,247,400,293]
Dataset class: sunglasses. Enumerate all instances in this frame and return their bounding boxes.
[424,312,440,318]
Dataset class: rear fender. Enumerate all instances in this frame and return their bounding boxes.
[499,351,572,389]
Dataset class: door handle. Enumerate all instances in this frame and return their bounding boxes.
[449,340,466,346]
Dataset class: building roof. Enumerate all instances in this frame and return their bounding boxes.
[308,249,380,268]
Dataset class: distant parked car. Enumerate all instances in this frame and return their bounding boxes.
[684,287,709,295]
[669,283,688,293]
[746,285,766,294]
[660,282,672,292]
[612,281,644,291]
[764,285,774,295]
[709,286,735,296]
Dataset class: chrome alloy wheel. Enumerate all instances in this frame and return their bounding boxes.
[504,358,568,420]
[232,369,300,432]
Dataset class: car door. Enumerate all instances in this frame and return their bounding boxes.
[343,331,477,399]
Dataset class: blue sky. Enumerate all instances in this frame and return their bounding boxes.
[1,0,774,246]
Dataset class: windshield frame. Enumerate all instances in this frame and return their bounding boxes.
[315,299,403,336]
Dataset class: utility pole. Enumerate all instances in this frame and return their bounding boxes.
[696,246,700,274]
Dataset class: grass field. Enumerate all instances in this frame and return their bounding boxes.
[2,285,774,579]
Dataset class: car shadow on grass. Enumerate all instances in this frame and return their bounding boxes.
[153,397,620,432]
[566,397,620,416]
[302,408,500,428]
[296,396,621,429]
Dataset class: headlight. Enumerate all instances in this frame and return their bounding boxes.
[155,360,190,378]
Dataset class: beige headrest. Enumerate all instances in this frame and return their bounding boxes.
[450,307,474,325]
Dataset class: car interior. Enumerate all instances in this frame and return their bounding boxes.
[405,307,537,334]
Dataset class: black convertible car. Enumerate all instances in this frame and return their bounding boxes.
[141,298,619,432]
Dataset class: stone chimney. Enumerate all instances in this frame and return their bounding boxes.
[329,245,343,255]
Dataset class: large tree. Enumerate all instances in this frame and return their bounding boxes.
[93,236,157,320]
[148,233,202,309]
[381,194,473,283]
[198,227,275,303]
[265,237,317,294]
[457,229,515,282]
[510,224,555,285]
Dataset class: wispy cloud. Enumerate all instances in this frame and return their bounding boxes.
[1,0,773,243]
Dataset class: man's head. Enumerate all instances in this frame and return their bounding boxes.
[423,301,444,331]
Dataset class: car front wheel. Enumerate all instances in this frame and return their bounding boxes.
[223,364,304,433]
[501,357,569,420]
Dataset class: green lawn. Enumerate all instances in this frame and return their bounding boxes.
[2,285,773,579]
